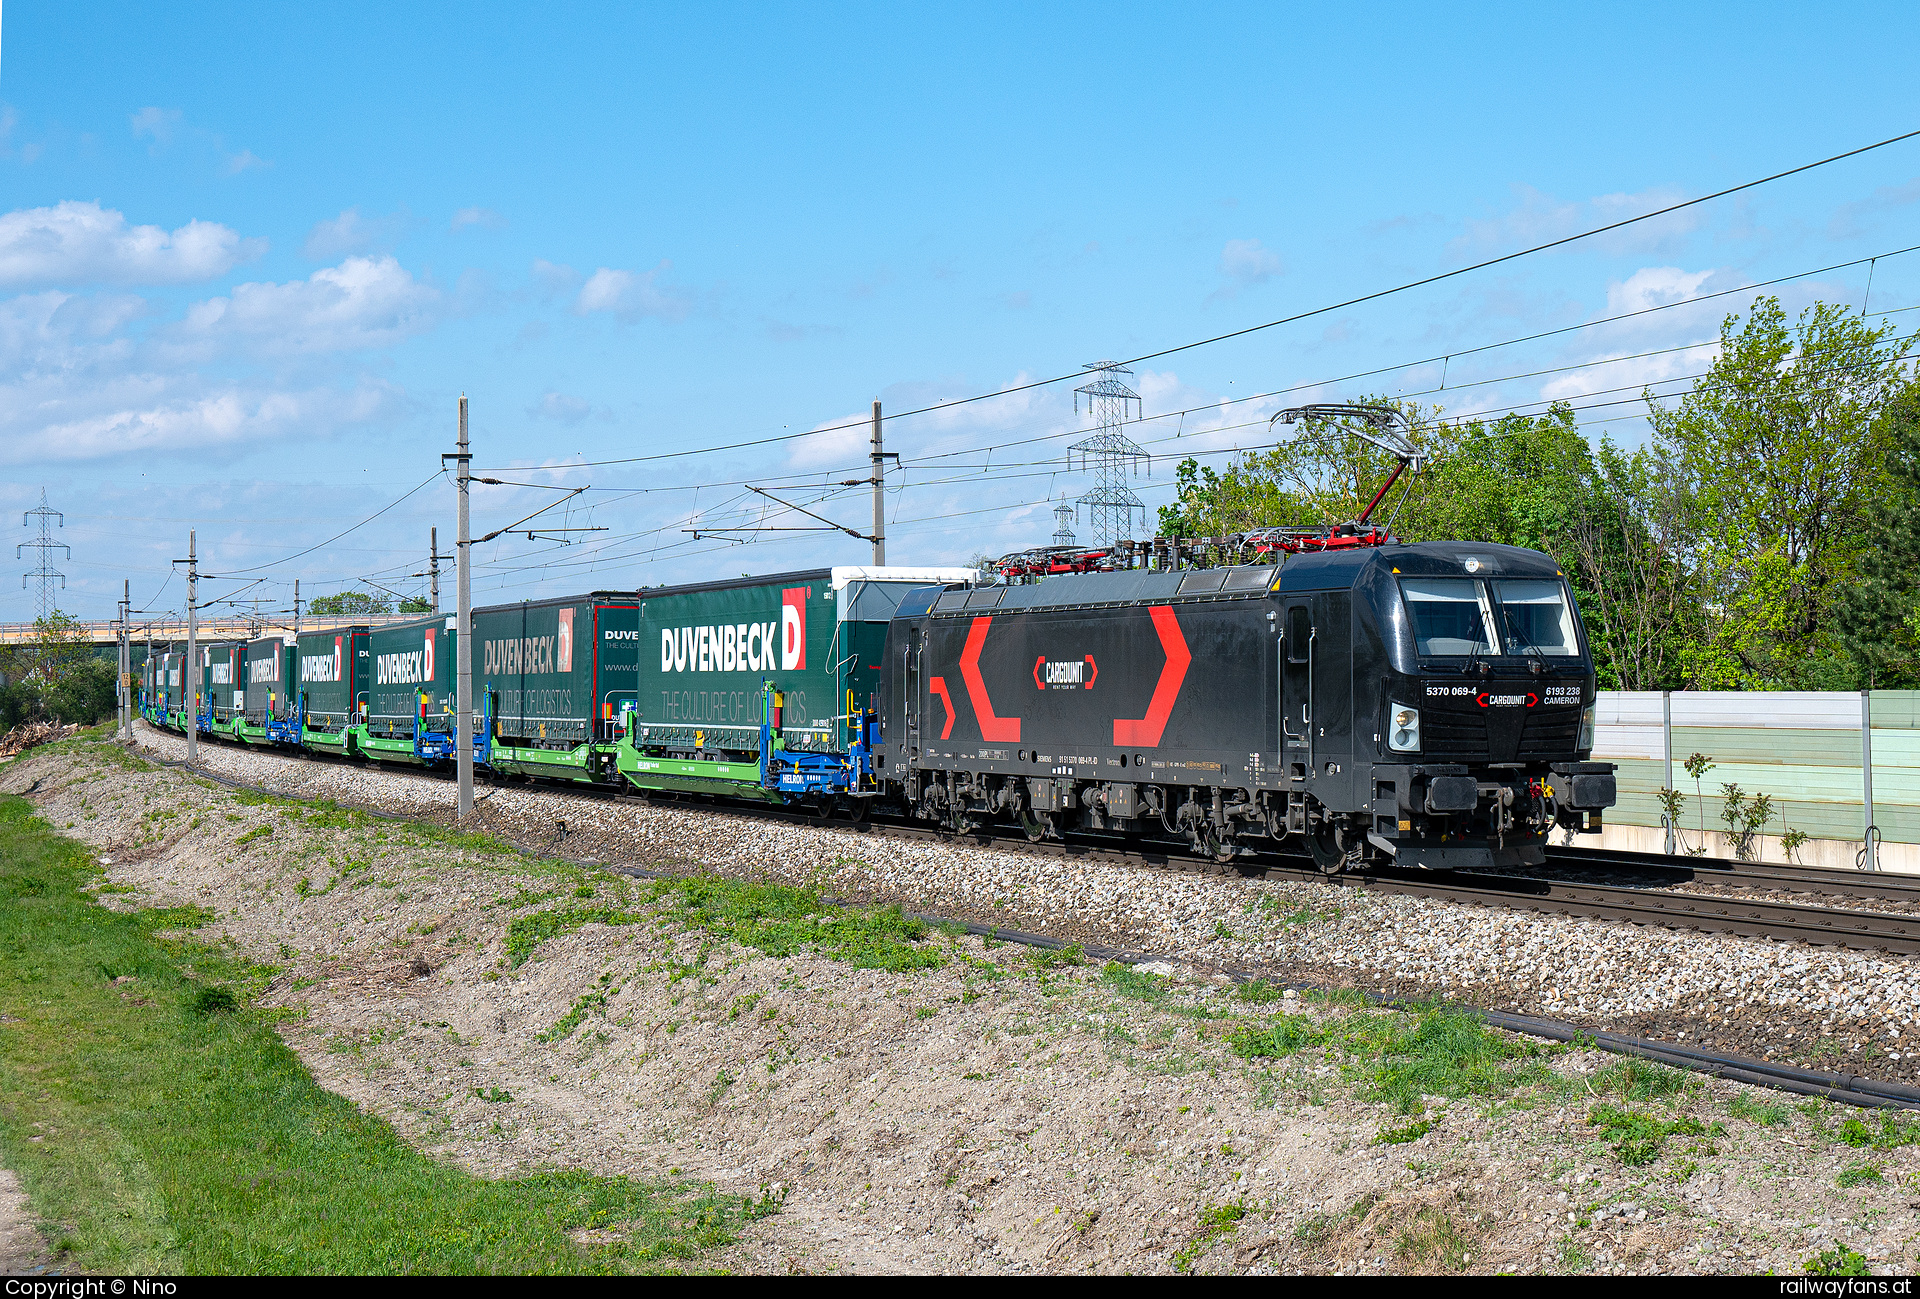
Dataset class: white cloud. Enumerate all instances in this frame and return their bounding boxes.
[302,207,407,260]
[131,107,269,180]
[170,255,441,358]
[451,206,506,233]
[130,106,182,146]
[573,262,688,321]
[1219,238,1283,286]
[0,287,404,463]
[529,390,592,424]
[1603,266,1716,315]
[0,382,399,464]
[1460,184,1706,257]
[530,258,580,300]
[1828,177,1920,239]
[0,200,264,289]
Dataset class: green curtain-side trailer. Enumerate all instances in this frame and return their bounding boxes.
[363,614,465,764]
[618,566,973,798]
[296,625,370,752]
[472,593,638,783]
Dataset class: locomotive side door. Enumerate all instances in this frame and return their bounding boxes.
[1310,591,1357,809]
[903,630,921,757]
[1281,601,1312,772]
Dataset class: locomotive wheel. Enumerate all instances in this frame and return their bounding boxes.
[1308,825,1350,875]
[1212,832,1239,865]
[1019,810,1048,843]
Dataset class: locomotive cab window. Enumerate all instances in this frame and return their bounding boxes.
[1400,578,1500,656]
[1491,579,1579,655]
[1285,605,1311,663]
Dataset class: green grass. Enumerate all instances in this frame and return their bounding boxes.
[502,875,954,975]
[1805,1244,1871,1276]
[1394,1204,1472,1272]
[1837,1112,1920,1150]
[1372,1118,1433,1145]
[1584,1057,1691,1102]
[1172,1202,1245,1272]
[0,791,771,1274]
[1727,1091,1792,1126]
[649,876,948,973]
[1228,1004,1554,1113]
[1586,1103,1707,1166]
[1099,962,1170,1002]
[1836,1163,1884,1188]
[504,905,642,967]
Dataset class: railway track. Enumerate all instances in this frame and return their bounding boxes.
[1549,842,1920,903]
[122,724,1920,1109]
[134,722,1920,956]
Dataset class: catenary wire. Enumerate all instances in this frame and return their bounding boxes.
[477,133,1920,473]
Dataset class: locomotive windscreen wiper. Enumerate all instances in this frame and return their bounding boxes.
[1503,615,1547,673]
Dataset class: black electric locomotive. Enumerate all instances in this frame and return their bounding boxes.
[876,537,1616,871]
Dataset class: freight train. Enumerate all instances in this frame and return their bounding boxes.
[141,547,1616,873]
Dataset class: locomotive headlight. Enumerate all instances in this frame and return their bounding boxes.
[1577,703,1596,752]
[1387,704,1421,753]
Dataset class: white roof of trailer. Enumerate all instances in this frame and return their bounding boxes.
[829,566,978,591]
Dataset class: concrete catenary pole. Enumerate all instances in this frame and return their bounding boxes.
[1662,690,1675,856]
[871,400,886,567]
[292,579,302,724]
[1863,689,1878,871]
[453,395,474,818]
[185,529,197,764]
[118,579,130,741]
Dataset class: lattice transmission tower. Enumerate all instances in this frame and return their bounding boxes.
[1050,499,1077,548]
[1068,361,1150,547]
[19,488,67,620]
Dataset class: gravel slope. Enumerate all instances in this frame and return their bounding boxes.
[127,724,1920,1085]
[8,735,1920,1275]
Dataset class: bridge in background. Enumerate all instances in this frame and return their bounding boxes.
[0,613,435,648]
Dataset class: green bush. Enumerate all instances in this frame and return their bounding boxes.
[1805,1244,1871,1276]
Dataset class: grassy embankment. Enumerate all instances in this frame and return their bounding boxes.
[0,789,774,1274]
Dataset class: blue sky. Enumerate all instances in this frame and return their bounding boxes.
[3,0,1918,623]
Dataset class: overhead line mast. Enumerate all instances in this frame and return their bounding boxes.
[19,489,67,621]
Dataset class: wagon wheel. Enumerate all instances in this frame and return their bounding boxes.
[1308,824,1352,875]
[845,797,870,824]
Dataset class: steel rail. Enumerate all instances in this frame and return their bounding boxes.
[1339,871,1920,956]
[1548,843,1920,904]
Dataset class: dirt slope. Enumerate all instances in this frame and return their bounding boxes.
[5,740,1917,1276]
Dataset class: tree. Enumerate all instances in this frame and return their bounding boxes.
[0,611,94,688]
[397,597,434,613]
[1648,297,1916,687]
[308,590,392,617]
[1157,399,1448,539]
[0,614,115,728]
[1835,380,1920,686]
[1566,437,1699,690]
